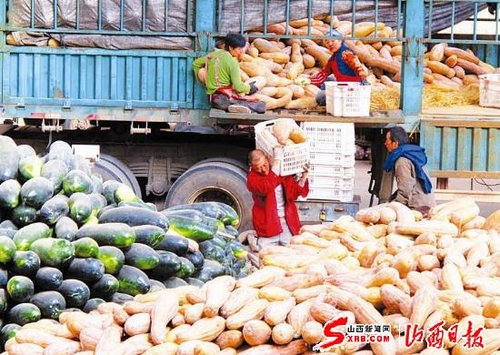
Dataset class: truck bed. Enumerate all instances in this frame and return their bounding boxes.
[420,110,500,181]
[422,105,500,118]
[210,108,406,128]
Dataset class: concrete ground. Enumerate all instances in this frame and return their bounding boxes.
[353,160,499,217]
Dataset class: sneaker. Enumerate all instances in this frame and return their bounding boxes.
[228,104,252,114]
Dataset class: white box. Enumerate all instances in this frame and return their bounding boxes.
[301,121,355,151]
[309,151,355,167]
[255,118,310,176]
[309,175,354,190]
[308,164,355,179]
[325,81,371,117]
[307,186,354,202]
[479,74,500,108]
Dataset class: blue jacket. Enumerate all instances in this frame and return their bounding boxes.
[384,144,433,194]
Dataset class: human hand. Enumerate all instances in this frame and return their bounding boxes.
[296,163,309,185]
[248,82,258,95]
[298,163,308,178]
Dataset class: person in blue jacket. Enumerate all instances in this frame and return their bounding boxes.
[384,126,436,215]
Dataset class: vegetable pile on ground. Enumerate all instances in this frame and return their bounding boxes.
[0,137,251,350]
[240,18,500,110]
[255,198,500,354]
[3,199,498,355]
[2,274,313,355]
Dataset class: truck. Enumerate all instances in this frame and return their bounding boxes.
[0,0,498,231]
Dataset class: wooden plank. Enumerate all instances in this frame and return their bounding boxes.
[485,44,499,68]
[434,125,443,172]
[441,127,456,171]
[472,128,486,171]
[421,105,500,117]
[456,127,472,171]
[210,108,405,126]
[434,189,500,203]
[420,118,500,128]
[422,121,437,172]
[430,170,500,179]
[488,128,500,172]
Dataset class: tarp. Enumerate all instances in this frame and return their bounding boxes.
[56,34,192,50]
[9,0,486,50]
[217,0,486,35]
[11,0,189,32]
[10,0,192,50]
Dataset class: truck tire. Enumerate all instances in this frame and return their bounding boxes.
[165,161,253,232]
[93,154,142,199]
[193,157,248,172]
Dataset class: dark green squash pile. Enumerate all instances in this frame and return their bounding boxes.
[0,137,251,349]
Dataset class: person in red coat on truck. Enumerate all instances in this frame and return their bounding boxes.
[296,29,369,106]
[246,149,309,249]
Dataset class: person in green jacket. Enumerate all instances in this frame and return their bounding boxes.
[193,33,265,114]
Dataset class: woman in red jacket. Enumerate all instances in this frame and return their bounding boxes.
[246,150,309,249]
[296,30,368,106]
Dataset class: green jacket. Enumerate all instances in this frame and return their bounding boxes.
[193,49,250,95]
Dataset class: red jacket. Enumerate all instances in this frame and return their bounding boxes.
[247,170,309,237]
[310,43,364,86]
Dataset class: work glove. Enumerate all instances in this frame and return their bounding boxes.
[248,82,258,95]
[360,78,370,86]
[295,163,309,184]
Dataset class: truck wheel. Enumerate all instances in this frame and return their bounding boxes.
[93,154,142,199]
[165,161,253,232]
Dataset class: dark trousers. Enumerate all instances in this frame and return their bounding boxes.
[211,93,266,114]
[315,77,336,106]
[316,91,326,106]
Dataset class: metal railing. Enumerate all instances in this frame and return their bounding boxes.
[215,0,404,43]
[424,0,499,45]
